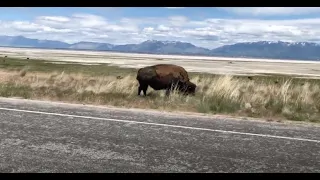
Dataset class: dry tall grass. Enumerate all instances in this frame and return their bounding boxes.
[0,70,319,122]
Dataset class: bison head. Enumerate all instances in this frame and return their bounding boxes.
[178,81,196,96]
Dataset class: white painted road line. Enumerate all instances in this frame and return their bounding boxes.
[0,107,320,143]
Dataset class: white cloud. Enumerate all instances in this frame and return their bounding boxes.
[220,7,320,16]
[2,13,320,49]
[37,16,70,22]
[157,25,172,32]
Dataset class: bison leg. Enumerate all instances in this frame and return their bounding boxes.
[165,88,171,96]
[138,83,148,96]
[142,86,148,96]
[165,80,179,97]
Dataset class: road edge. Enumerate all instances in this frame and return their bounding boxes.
[0,97,319,128]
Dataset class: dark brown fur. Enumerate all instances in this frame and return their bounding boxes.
[136,64,196,96]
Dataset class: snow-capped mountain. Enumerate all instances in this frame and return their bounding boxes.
[1,35,320,60]
[211,41,320,60]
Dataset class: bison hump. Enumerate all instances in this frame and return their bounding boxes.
[137,67,157,80]
[155,65,189,82]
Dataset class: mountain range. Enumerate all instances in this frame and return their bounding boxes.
[1,35,320,60]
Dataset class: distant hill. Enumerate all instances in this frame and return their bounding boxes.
[0,35,70,49]
[68,41,114,50]
[1,35,320,60]
[210,41,320,60]
[111,40,211,55]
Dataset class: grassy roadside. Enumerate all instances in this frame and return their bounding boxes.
[0,57,320,123]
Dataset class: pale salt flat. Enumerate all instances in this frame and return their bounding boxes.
[1,46,320,78]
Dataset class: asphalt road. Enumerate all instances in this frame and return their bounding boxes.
[0,98,320,173]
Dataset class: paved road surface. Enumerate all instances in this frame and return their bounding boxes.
[0,98,320,173]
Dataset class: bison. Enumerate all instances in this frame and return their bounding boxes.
[136,64,196,96]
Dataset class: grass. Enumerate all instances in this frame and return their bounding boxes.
[0,56,320,123]
[0,57,137,76]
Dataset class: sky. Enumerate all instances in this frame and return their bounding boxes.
[1,7,320,49]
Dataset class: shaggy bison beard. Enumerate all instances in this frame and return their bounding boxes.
[175,81,196,96]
